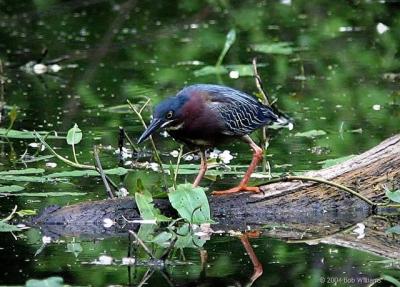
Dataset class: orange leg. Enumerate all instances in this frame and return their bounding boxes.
[212,135,263,195]
[193,150,207,187]
[240,233,263,284]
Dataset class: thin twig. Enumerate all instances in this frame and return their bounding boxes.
[129,230,155,259]
[0,58,5,117]
[252,57,271,172]
[93,146,114,199]
[1,205,18,222]
[127,99,167,183]
[137,268,155,287]
[123,129,139,153]
[252,57,271,106]
[173,145,184,188]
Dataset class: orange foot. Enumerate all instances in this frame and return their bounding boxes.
[244,230,262,238]
[211,185,260,196]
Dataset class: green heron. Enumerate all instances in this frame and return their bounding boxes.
[138,84,289,195]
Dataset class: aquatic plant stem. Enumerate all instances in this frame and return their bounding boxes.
[128,230,155,259]
[252,57,271,173]
[34,132,95,170]
[126,99,167,177]
[260,175,388,207]
[93,146,114,199]
[173,145,184,188]
[1,205,17,222]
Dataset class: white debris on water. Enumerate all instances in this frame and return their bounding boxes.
[372,104,381,111]
[93,255,113,265]
[103,218,115,228]
[229,70,239,79]
[42,236,52,244]
[353,223,365,239]
[376,22,389,34]
[45,162,57,168]
[122,257,136,265]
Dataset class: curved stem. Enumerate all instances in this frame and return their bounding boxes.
[35,132,95,170]
[260,175,376,206]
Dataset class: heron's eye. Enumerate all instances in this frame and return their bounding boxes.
[166,111,173,119]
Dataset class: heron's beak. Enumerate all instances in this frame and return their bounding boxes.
[137,118,163,144]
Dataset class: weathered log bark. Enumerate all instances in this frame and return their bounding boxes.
[29,134,400,259]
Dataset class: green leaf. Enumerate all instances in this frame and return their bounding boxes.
[103,104,131,113]
[0,129,64,139]
[318,155,355,168]
[0,168,45,175]
[8,192,86,197]
[0,185,25,192]
[193,65,228,77]
[137,224,157,242]
[216,29,236,66]
[135,191,170,222]
[174,223,207,249]
[294,130,327,138]
[151,231,173,247]
[25,276,64,287]
[168,183,213,224]
[385,225,400,234]
[17,155,54,163]
[66,124,82,145]
[66,242,83,257]
[16,209,37,217]
[381,275,400,287]
[252,42,294,55]
[1,175,53,183]
[47,167,128,178]
[385,189,400,203]
[226,64,265,77]
[0,221,22,232]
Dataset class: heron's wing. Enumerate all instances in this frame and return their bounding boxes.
[202,85,278,136]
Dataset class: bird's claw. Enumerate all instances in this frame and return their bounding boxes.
[211,185,260,196]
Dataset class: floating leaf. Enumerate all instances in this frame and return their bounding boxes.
[0,185,25,192]
[66,242,83,257]
[103,104,131,113]
[0,168,45,175]
[25,276,64,287]
[47,167,128,178]
[16,209,37,217]
[252,42,294,55]
[385,188,400,203]
[385,225,400,234]
[1,175,54,183]
[294,130,327,138]
[66,124,82,145]
[381,275,400,287]
[8,192,86,197]
[18,155,54,163]
[318,155,355,168]
[0,221,21,232]
[0,129,63,139]
[135,191,170,222]
[193,66,228,77]
[226,64,264,77]
[168,183,213,224]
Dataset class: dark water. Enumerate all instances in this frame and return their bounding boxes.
[0,0,399,286]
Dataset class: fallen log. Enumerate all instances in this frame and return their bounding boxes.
[31,133,400,225]
[29,134,400,259]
